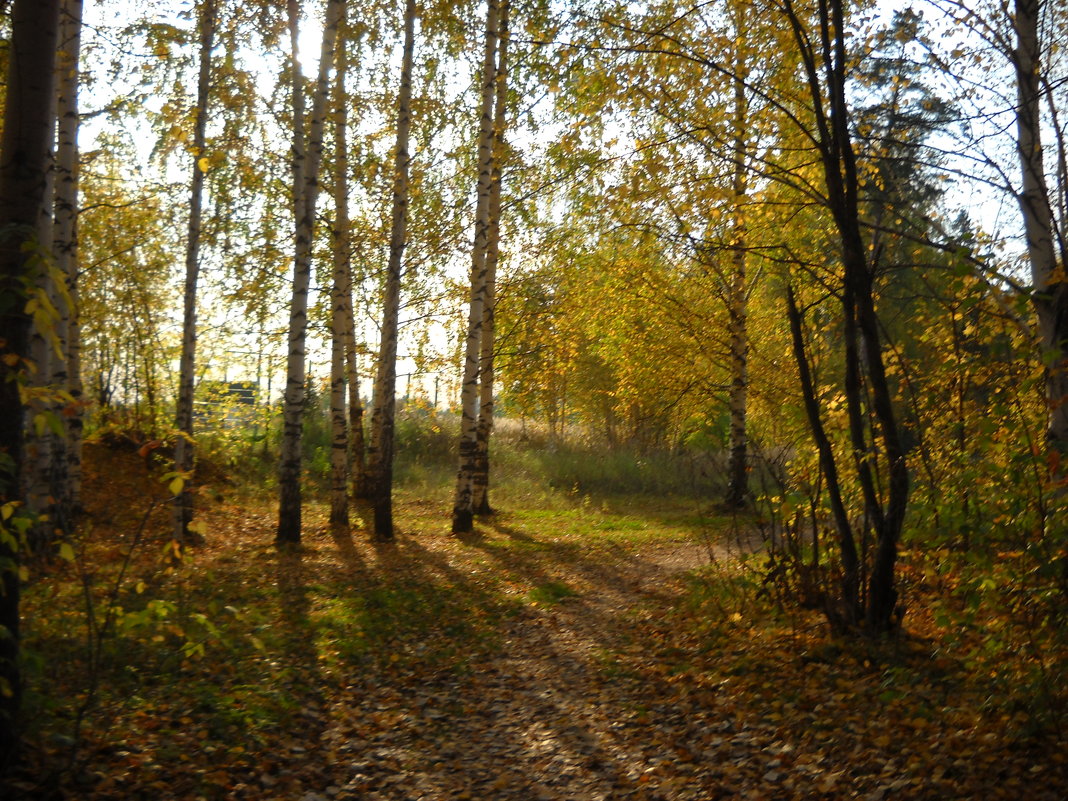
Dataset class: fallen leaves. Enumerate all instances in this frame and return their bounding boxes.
[11,450,1068,800]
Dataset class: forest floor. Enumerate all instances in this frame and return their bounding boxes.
[10,443,1068,800]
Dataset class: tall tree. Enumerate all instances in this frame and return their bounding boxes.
[52,0,84,519]
[277,0,343,545]
[725,7,752,510]
[472,0,510,517]
[367,0,416,540]
[778,0,910,632]
[1013,0,1068,456]
[0,0,61,767]
[329,1,352,529]
[344,285,366,502]
[173,0,218,545]
[453,0,500,534]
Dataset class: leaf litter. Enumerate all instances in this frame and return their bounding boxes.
[13,456,1068,799]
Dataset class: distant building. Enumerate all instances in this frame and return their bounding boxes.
[194,381,259,428]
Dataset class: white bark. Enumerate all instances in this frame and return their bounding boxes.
[0,0,62,757]
[1014,0,1068,452]
[53,0,83,518]
[453,0,500,534]
[277,0,344,544]
[726,32,750,509]
[472,0,510,517]
[329,3,351,528]
[345,280,366,500]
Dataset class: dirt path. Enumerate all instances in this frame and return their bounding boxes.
[276,535,775,801]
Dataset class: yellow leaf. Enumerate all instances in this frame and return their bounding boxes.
[169,476,184,496]
[198,156,210,173]
[58,542,76,563]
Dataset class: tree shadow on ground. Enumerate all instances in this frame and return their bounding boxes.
[300,521,699,798]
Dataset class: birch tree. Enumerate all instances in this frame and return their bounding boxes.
[453,0,500,534]
[23,43,62,552]
[22,0,86,543]
[1012,0,1068,456]
[724,7,752,510]
[277,0,343,545]
[329,2,352,528]
[920,0,1068,452]
[471,0,510,516]
[52,0,84,518]
[367,0,416,541]
[173,0,218,545]
[345,285,366,502]
[0,0,61,766]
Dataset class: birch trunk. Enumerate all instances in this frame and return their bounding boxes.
[277,0,343,545]
[53,0,83,518]
[25,56,60,551]
[367,0,416,540]
[473,0,510,517]
[24,164,55,554]
[329,3,351,528]
[0,0,61,765]
[1014,0,1068,454]
[173,0,216,545]
[345,293,366,500]
[725,36,750,510]
[453,0,500,534]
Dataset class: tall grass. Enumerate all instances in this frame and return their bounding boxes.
[384,411,728,501]
[224,403,732,501]
[89,394,735,505]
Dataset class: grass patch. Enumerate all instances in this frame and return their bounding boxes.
[590,517,647,532]
[526,580,579,607]
[312,580,515,671]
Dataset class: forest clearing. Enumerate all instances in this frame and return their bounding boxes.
[2,0,1068,797]
[10,428,1068,800]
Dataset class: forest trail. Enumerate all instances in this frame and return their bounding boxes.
[279,527,766,801]
[182,507,1063,801]
[25,458,1066,800]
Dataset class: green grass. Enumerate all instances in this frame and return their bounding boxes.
[525,580,580,606]
[311,580,517,671]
